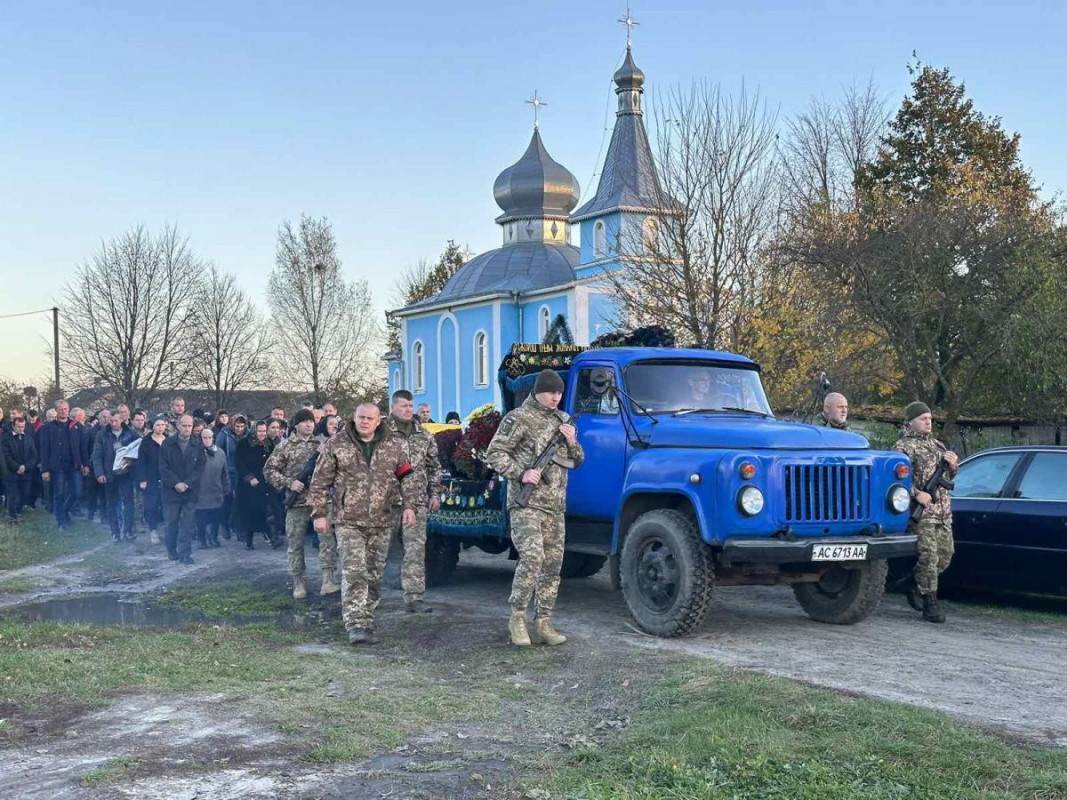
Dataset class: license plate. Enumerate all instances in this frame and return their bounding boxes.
[811,543,868,561]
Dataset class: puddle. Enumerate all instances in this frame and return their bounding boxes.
[3,593,339,630]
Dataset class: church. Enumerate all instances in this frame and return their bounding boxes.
[386,37,674,420]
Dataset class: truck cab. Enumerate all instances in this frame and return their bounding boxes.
[427,345,917,637]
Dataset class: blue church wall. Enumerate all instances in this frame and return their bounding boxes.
[521,294,568,342]
[588,292,621,340]
[405,315,439,410]
[577,212,623,274]
[438,314,459,419]
[455,305,495,417]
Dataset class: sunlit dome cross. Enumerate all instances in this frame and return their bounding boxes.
[525,90,547,129]
[618,3,639,48]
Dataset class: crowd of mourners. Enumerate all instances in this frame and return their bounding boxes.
[0,396,361,563]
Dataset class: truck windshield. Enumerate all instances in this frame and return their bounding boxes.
[624,362,773,417]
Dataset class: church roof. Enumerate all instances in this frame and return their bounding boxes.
[493,129,581,223]
[570,46,678,222]
[398,242,579,314]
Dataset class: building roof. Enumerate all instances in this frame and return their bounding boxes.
[570,46,678,222]
[398,242,579,314]
[493,128,581,224]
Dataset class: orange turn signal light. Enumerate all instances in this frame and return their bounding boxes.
[739,462,757,480]
[895,464,911,480]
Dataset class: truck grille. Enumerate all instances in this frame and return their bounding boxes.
[783,464,870,522]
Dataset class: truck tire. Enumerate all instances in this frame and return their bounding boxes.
[793,559,888,624]
[424,534,460,587]
[559,552,608,579]
[620,509,713,637]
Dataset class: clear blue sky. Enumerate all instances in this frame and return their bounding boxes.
[2,0,1065,386]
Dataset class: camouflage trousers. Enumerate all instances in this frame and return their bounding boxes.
[400,507,428,604]
[914,516,954,595]
[335,525,392,631]
[509,507,566,618]
[286,506,338,583]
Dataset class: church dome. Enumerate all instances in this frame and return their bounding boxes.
[493,129,580,223]
[613,46,645,90]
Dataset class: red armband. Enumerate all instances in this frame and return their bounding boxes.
[395,463,413,480]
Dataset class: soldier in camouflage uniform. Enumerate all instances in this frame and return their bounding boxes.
[815,393,851,431]
[485,369,584,647]
[309,403,420,645]
[265,408,339,599]
[383,390,443,613]
[894,401,959,623]
[161,397,185,438]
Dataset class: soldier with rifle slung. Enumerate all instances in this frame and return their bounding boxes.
[486,369,584,647]
[265,408,340,599]
[893,401,959,623]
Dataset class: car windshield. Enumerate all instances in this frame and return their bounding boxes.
[624,362,773,417]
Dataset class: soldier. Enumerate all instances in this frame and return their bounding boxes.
[163,396,186,437]
[265,408,339,599]
[309,403,419,644]
[816,393,851,431]
[894,401,959,623]
[485,369,584,647]
[383,390,443,613]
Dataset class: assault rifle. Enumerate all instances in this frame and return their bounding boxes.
[284,450,319,509]
[910,457,955,522]
[513,410,582,509]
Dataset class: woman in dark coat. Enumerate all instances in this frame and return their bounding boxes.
[235,421,280,550]
[135,417,168,542]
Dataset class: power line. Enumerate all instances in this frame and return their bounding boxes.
[0,307,56,321]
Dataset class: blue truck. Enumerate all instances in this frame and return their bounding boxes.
[426,345,917,637]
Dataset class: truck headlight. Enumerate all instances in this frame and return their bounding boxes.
[889,485,910,513]
[738,486,764,516]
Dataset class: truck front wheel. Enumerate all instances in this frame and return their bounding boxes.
[620,510,713,637]
[792,559,888,624]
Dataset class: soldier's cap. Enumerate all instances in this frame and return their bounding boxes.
[534,369,565,395]
[293,408,316,425]
[905,401,931,421]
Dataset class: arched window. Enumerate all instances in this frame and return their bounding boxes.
[594,220,606,257]
[643,216,660,254]
[538,306,552,341]
[473,331,489,387]
[412,341,425,392]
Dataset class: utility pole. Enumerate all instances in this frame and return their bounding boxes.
[52,306,61,392]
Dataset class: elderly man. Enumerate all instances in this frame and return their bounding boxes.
[894,402,959,623]
[160,414,205,564]
[416,403,434,424]
[816,393,851,431]
[310,403,419,644]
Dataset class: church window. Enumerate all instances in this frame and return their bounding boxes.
[413,341,425,392]
[538,306,551,340]
[643,216,660,255]
[474,331,489,387]
[594,220,606,257]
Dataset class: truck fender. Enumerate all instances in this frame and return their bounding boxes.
[611,486,710,555]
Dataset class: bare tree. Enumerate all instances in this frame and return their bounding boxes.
[59,225,204,407]
[190,265,273,409]
[267,215,379,404]
[607,82,780,351]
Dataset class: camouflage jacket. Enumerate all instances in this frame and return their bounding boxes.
[815,413,850,432]
[893,430,958,520]
[485,397,584,513]
[162,413,180,438]
[308,420,420,528]
[264,431,321,508]
[382,416,442,502]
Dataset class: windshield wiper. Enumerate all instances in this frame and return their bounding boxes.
[673,407,722,416]
[720,406,773,418]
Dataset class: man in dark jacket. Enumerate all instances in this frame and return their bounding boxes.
[2,416,38,523]
[39,399,83,530]
[159,414,205,564]
[92,411,140,542]
[215,415,246,540]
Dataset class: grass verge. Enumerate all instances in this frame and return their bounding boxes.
[0,512,109,572]
[152,583,298,616]
[0,576,36,594]
[538,662,1067,800]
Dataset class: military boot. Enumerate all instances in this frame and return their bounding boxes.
[533,618,567,646]
[405,600,433,614]
[348,629,380,645]
[906,580,923,612]
[292,577,307,600]
[509,609,531,646]
[922,593,945,623]
[320,571,340,596]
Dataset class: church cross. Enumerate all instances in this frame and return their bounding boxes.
[618,3,639,48]
[526,90,547,129]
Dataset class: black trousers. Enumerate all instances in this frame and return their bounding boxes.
[163,497,196,559]
[5,477,31,518]
[104,476,135,538]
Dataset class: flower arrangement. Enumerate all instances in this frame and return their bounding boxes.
[434,427,463,473]
[452,408,503,480]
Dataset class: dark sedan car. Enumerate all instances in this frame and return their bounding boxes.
[942,446,1067,594]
